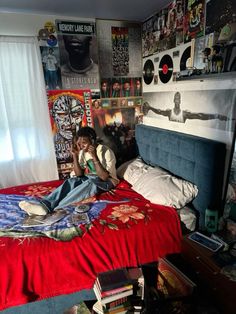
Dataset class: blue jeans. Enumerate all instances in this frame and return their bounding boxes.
[45,69,58,89]
[39,175,114,212]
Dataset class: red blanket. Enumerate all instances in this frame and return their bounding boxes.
[0,180,182,310]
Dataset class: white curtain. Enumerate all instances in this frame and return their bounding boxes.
[0,36,59,188]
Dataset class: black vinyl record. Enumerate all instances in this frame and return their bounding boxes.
[143,59,155,85]
[159,55,173,83]
[180,46,191,71]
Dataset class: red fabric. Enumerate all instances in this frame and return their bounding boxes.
[0,180,182,310]
[0,180,63,197]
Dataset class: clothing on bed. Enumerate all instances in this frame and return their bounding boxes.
[19,141,118,215]
[34,175,114,212]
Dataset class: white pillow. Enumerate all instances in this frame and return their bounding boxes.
[177,207,197,231]
[117,157,152,185]
[132,167,198,208]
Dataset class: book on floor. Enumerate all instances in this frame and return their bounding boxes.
[92,300,131,314]
[94,280,133,298]
[93,281,133,305]
[97,268,132,292]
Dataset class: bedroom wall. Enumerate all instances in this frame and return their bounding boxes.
[0,3,235,184]
[0,12,142,178]
[141,0,236,198]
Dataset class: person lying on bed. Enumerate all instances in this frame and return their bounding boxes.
[19,126,119,216]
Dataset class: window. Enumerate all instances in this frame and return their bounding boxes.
[0,36,58,187]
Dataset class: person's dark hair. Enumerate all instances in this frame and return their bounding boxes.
[76,126,97,142]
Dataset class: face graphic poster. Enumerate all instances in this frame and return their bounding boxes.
[48,90,93,178]
[56,20,99,90]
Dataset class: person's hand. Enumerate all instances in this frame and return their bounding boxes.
[87,143,97,160]
[71,142,80,156]
[141,102,151,115]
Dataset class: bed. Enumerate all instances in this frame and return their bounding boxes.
[0,124,226,314]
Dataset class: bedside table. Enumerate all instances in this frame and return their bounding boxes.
[181,234,236,314]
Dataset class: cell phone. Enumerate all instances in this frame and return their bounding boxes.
[188,232,223,252]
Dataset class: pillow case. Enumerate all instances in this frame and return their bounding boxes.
[116,157,152,185]
[132,167,198,209]
[177,206,197,231]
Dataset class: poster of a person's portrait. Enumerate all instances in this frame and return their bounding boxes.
[40,47,62,90]
[142,90,235,145]
[56,20,99,90]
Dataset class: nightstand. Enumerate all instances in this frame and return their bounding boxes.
[181,234,236,314]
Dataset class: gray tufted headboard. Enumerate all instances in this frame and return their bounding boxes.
[135,124,226,229]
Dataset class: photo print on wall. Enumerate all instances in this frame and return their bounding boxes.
[142,89,236,145]
[56,20,100,90]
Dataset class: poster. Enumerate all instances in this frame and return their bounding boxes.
[183,0,205,43]
[100,77,142,98]
[91,100,142,166]
[142,89,236,145]
[96,19,142,79]
[56,20,99,90]
[48,90,93,178]
[205,0,236,35]
[40,46,62,90]
[111,27,129,76]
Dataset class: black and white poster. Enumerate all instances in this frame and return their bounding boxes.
[56,20,99,90]
[142,88,236,145]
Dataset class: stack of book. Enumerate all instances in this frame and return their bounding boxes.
[92,268,133,314]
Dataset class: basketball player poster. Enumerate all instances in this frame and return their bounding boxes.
[142,86,236,146]
[47,90,93,178]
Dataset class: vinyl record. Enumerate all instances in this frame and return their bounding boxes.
[143,59,155,85]
[159,55,173,83]
[180,46,191,71]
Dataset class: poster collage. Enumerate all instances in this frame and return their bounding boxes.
[141,0,236,188]
[142,0,236,75]
[38,19,142,178]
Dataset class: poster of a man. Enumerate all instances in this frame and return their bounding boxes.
[142,89,235,144]
[41,47,61,90]
[142,92,229,123]
[56,20,99,90]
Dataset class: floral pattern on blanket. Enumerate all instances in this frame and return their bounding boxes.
[0,180,155,241]
[0,194,152,241]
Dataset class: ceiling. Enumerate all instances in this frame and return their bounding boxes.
[0,0,170,22]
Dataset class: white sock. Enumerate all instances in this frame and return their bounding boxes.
[19,201,48,216]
